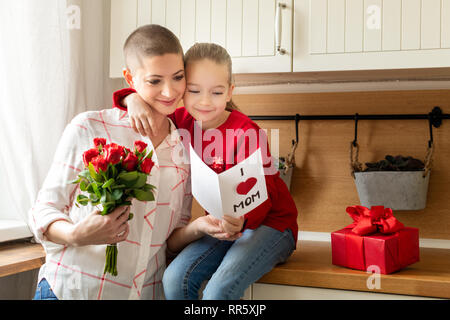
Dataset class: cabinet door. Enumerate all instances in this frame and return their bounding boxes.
[294,0,450,72]
[110,0,293,78]
[252,283,438,300]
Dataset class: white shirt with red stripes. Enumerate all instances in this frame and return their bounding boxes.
[29,108,192,300]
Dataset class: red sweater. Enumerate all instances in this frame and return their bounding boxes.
[113,88,298,243]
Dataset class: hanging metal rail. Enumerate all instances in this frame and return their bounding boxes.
[248,106,448,145]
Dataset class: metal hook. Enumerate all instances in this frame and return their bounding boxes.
[352,113,359,147]
[428,113,434,148]
[430,106,443,128]
[293,113,300,146]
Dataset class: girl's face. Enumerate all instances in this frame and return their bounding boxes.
[127,53,185,116]
[183,59,234,129]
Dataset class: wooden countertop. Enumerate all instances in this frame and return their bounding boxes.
[1,240,450,299]
[257,240,450,299]
[0,241,45,278]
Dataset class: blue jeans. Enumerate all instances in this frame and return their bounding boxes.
[33,278,58,300]
[162,225,296,300]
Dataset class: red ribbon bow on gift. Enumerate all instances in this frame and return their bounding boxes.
[345,205,404,235]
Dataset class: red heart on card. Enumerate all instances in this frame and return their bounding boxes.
[236,177,257,195]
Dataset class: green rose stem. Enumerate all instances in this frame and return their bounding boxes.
[103,212,133,276]
[104,244,118,276]
[101,205,134,277]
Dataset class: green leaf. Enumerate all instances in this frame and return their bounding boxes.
[132,189,155,201]
[111,164,118,179]
[101,201,117,215]
[117,171,139,187]
[103,201,116,207]
[100,170,108,182]
[102,178,115,189]
[118,171,138,181]
[101,204,110,215]
[111,189,123,201]
[142,183,156,192]
[68,178,81,185]
[76,194,89,205]
[131,173,148,189]
[78,169,91,180]
[100,189,107,203]
[88,163,103,182]
[89,193,99,202]
[80,180,88,191]
[86,183,94,194]
[111,184,126,189]
[92,182,102,198]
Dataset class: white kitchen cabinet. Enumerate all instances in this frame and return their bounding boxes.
[110,0,293,78]
[294,0,450,72]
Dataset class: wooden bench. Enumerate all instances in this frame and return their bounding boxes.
[257,240,450,299]
[1,240,449,299]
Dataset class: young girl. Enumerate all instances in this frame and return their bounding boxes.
[113,43,298,300]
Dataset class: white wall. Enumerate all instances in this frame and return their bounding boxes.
[82,0,125,108]
[0,0,124,300]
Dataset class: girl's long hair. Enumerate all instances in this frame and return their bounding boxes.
[184,43,239,112]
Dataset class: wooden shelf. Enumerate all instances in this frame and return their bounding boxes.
[257,240,450,299]
[233,68,450,87]
[0,241,45,278]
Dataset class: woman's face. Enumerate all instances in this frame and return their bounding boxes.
[130,53,186,116]
[183,59,234,129]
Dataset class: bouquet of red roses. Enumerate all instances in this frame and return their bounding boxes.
[70,138,156,276]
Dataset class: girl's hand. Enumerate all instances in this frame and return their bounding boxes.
[70,206,131,246]
[196,215,242,241]
[221,215,244,237]
[124,93,156,137]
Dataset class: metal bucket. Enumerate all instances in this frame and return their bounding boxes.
[354,170,430,210]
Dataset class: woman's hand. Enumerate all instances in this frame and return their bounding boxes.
[70,206,131,246]
[124,93,157,137]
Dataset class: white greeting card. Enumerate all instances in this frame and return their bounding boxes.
[190,145,268,219]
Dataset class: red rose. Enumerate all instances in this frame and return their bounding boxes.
[91,155,108,173]
[83,148,99,167]
[140,158,155,174]
[93,138,107,148]
[123,147,131,155]
[103,143,121,152]
[134,140,148,153]
[104,146,123,165]
[122,153,139,171]
[210,157,225,174]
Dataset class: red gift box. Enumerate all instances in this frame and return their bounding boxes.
[331,206,420,274]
